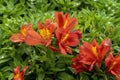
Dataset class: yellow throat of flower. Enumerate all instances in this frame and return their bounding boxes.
[109,61,116,70]
[21,28,27,36]
[61,33,69,42]
[92,46,98,57]
[39,28,51,40]
[14,73,20,79]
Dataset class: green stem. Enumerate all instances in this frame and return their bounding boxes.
[104,74,108,80]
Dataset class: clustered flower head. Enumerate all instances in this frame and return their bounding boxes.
[10,12,82,55]
[10,12,120,80]
[71,38,120,80]
[71,39,111,73]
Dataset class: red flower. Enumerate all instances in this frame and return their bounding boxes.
[37,19,56,46]
[10,23,41,45]
[71,39,111,74]
[55,29,82,55]
[54,12,82,55]
[54,12,78,32]
[13,66,28,80]
[105,53,120,80]
[10,24,31,43]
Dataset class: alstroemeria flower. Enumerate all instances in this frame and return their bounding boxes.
[38,19,56,46]
[10,24,32,43]
[54,12,82,55]
[71,39,111,74]
[54,12,77,31]
[55,28,82,55]
[80,39,111,70]
[10,24,41,45]
[13,66,28,80]
[105,53,120,80]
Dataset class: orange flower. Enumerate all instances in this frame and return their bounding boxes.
[54,12,77,31]
[55,29,82,55]
[54,12,82,55]
[105,53,120,80]
[10,24,31,43]
[37,19,56,46]
[80,39,111,70]
[71,39,111,74]
[10,23,41,45]
[13,66,28,80]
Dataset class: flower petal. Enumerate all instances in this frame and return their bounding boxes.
[25,29,42,45]
[65,18,77,31]
[105,53,114,67]
[54,12,64,28]
[59,43,66,55]
[65,33,79,46]
[10,33,24,43]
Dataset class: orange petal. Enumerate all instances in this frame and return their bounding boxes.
[10,33,25,43]
[54,12,64,28]
[65,18,77,31]
[25,29,42,46]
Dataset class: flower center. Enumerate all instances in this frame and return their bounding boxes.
[21,28,27,36]
[39,28,51,40]
[14,73,20,79]
[61,33,69,42]
[92,46,98,57]
[109,61,116,70]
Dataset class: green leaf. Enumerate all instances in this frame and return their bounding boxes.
[57,72,75,80]
[50,68,65,72]
[36,68,45,80]
[0,54,11,64]
[8,73,13,80]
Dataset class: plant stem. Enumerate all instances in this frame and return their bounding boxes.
[104,74,108,80]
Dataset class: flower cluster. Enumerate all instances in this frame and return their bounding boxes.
[10,12,120,80]
[71,39,120,80]
[10,12,82,55]
[72,39,111,73]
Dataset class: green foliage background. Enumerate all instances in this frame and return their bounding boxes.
[0,0,120,80]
